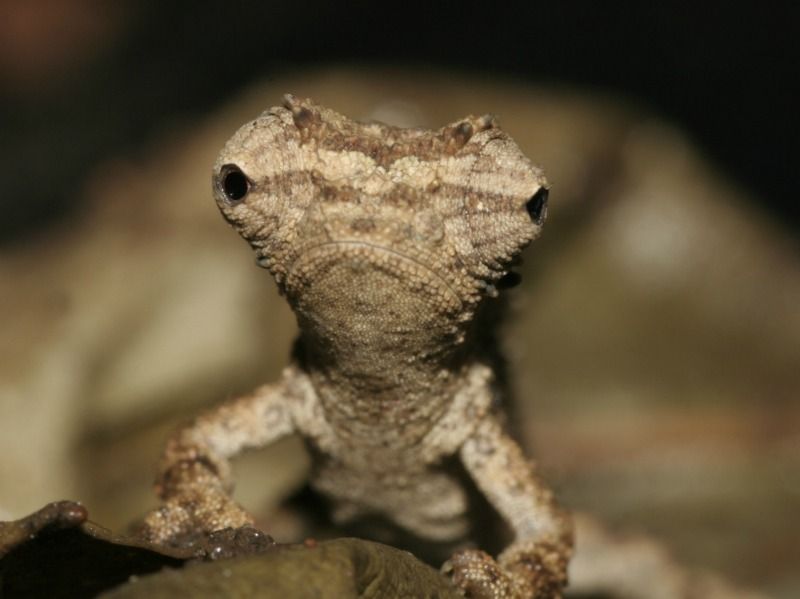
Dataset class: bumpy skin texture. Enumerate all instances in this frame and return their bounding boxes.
[141,96,573,597]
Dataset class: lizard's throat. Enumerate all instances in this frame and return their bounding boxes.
[285,242,471,379]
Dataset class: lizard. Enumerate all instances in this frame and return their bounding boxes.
[140,95,573,598]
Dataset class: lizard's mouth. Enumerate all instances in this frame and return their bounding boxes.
[284,240,465,326]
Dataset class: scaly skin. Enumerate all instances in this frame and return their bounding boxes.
[141,95,573,598]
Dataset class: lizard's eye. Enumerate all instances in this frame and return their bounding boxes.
[526,187,548,224]
[219,164,250,203]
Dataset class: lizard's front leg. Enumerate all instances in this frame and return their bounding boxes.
[445,415,573,599]
[140,370,298,544]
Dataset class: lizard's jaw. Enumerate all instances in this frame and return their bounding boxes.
[285,241,473,362]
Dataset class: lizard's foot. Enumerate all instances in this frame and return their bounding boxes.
[444,549,532,599]
[443,544,567,599]
[139,487,255,546]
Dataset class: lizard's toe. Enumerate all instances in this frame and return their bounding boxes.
[444,548,525,599]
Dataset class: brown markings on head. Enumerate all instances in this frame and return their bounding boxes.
[213,95,548,315]
[284,96,492,169]
[350,217,376,233]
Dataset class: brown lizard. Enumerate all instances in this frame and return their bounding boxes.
[140,95,573,598]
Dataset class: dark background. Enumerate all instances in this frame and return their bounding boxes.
[1,4,797,596]
[1,0,798,243]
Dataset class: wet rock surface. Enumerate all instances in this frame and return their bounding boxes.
[0,502,459,599]
[0,502,185,598]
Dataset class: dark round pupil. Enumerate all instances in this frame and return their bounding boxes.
[526,188,548,224]
[222,166,249,202]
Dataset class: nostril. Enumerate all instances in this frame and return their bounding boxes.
[525,187,548,224]
[219,165,250,203]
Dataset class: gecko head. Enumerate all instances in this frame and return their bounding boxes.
[213,95,547,344]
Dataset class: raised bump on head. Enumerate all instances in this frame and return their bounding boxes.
[476,114,496,131]
[447,121,475,150]
[283,93,317,130]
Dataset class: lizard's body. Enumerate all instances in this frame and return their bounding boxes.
[142,96,573,597]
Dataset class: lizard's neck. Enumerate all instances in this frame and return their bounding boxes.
[284,242,485,448]
[293,308,474,449]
